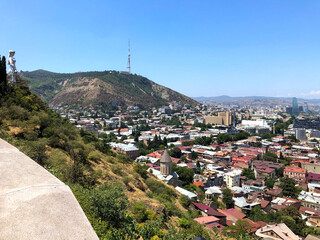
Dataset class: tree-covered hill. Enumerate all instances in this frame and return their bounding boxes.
[21,70,198,108]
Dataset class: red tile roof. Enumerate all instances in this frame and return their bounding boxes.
[271,205,286,211]
[222,208,246,220]
[192,203,226,217]
[194,216,220,224]
[260,199,270,209]
[308,172,320,182]
[193,181,204,187]
[284,165,306,174]
[206,222,224,231]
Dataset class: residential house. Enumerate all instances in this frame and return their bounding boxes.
[191,202,226,225]
[254,166,275,179]
[255,223,301,240]
[284,165,306,181]
[308,173,320,184]
[299,191,320,210]
[224,169,241,188]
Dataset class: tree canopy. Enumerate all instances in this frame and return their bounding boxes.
[222,188,234,208]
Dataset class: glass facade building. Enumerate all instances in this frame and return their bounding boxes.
[292,97,299,116]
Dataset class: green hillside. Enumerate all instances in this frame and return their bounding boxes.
[0,82,214,238]
[21,70,198,108]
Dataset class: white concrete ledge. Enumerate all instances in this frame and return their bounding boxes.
[0,139,98,240]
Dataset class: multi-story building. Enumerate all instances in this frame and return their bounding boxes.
[302,162,320,174]
[284,166,306,180]
[254,166,275,179]
[109,143,140,159]
[223,169,241,188]
[299,191,320,210]
[204,111,232,126]
[295,128,307,140]
[292,97,300,116]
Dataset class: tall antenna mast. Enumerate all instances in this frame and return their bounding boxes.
[127,40,131,73]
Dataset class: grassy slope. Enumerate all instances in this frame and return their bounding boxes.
[0,84,216,240]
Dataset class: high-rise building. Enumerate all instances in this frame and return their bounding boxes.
[303,102,309,113]
[292,97,299,116]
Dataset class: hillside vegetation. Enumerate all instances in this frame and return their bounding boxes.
[0,81,217,238]
[21,70,198,108]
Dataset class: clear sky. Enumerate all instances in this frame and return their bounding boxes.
[1,0,320,98]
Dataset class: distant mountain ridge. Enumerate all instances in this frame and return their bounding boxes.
[194,95,320,104]
[21,70,198,108]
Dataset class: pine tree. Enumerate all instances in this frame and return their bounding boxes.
[163,137,168,146]
[0,56,7,95]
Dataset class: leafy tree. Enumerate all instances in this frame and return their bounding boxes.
[134,164,149,179]
[276,167,284,178]
[233,131,250,141]
[169,147,182,158]
[249,142,262,148]
[222,188,234,208]
[242,168,255,180]
[261,132,273,139]
[90,182,129,227]
[263,151,278,162]
[234,219,252,235]
[191,151,198,160]
[265,178,276,189]
[132,201,148,222]
[279,206,307,236]
[217,133,232,144]
[223,219,252,237]
[162,117,181,127]
[172,163,194,185]
[196,161,201,174]
[279,177,300,199]
[249,206,265,222]
[279,157,292,166]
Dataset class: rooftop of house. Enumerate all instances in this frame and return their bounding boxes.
[219,208,246,220]
[255,166,275,173]
[192,202,225,217]
[194,216,220,224]
[308,172,320,181]
[284,165,307,174]
[256,223,300,240]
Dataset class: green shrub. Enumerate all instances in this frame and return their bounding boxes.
[134,164,149,178]
[117,154,133,163]
[179,195,191,208]
[132,201,148,222]
[111,164,123,176]
[123,176,131,185]
[178,218,191,228]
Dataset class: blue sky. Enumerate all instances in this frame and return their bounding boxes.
[1,0,320,98]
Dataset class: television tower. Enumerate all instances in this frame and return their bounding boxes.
[127,40,131,73]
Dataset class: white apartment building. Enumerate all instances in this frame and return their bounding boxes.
[224,169,241,188]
